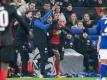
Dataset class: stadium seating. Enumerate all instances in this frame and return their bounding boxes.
[88,28,97,35]
[70,28,98,47]
[71,28,83,35]
[88,35,98,40]
[88,28,98,47]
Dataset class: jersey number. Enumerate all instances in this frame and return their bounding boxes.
[104,20,107,32]
[0,10,9,31]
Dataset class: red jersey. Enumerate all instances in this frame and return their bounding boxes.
[51,28,61,45]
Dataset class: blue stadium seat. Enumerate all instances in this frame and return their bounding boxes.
[88,28,97,35]
[88,35,98,40]
[88,27,98,47]
[71,28,83,35]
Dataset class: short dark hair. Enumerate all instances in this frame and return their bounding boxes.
[25,10,32,15]
[29,0,36,4]
[43,1,50,5]
[32,10,41,16]
[67,4,72,7]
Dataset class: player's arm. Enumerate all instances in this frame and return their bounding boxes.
[34,19,52,30]
[97,35,101,53]
[12,7,29,35]
[96,20,101,53]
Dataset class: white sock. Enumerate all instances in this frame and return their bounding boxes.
[102,77,106,80]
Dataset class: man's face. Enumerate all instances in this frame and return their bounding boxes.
[67,5,72,11]
[35,11,41,18]
[84,14,90,21]
[26,12,33,20]
[43,3,51,11]
[29,3,35,10]
[54,13,60,20]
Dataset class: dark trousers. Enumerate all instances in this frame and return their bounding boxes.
[36,43,48,77]
[18,45,29,75]
[9,51,19,75]
[83,51,98,72]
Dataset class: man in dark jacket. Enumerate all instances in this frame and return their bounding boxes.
[74,32,98,72]
[0,0,29,79]
[40,2,51,17]
[14,11,33,77]
[32,10,52,77]
[64,4,74,29]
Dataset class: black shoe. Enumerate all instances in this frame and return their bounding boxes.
[21,74,32,77]
[14,73,21,77]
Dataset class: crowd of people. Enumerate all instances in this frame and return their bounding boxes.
[0,0,107,79]
[10,0,107,7]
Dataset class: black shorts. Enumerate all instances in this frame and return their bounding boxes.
[0,46,15,63]
[50,44,63,55]
[49,44,64,60]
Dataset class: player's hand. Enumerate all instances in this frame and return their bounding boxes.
[28,42,31,46]
[29,31,34,39]
[16,50,18,54]
[52,4,57,11]
[52,6,56,11]
[14,21,19,26]
[56,30,61,35]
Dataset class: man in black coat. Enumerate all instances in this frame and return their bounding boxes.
[32,10,52,77]
[0,0,30,79]
[14,11,33,77]
[74,33,98,72]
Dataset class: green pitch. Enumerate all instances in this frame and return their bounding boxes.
[8,78,98,80]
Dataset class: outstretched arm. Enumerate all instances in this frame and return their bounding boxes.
[34,19,52,30]
[41,10,53,23]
